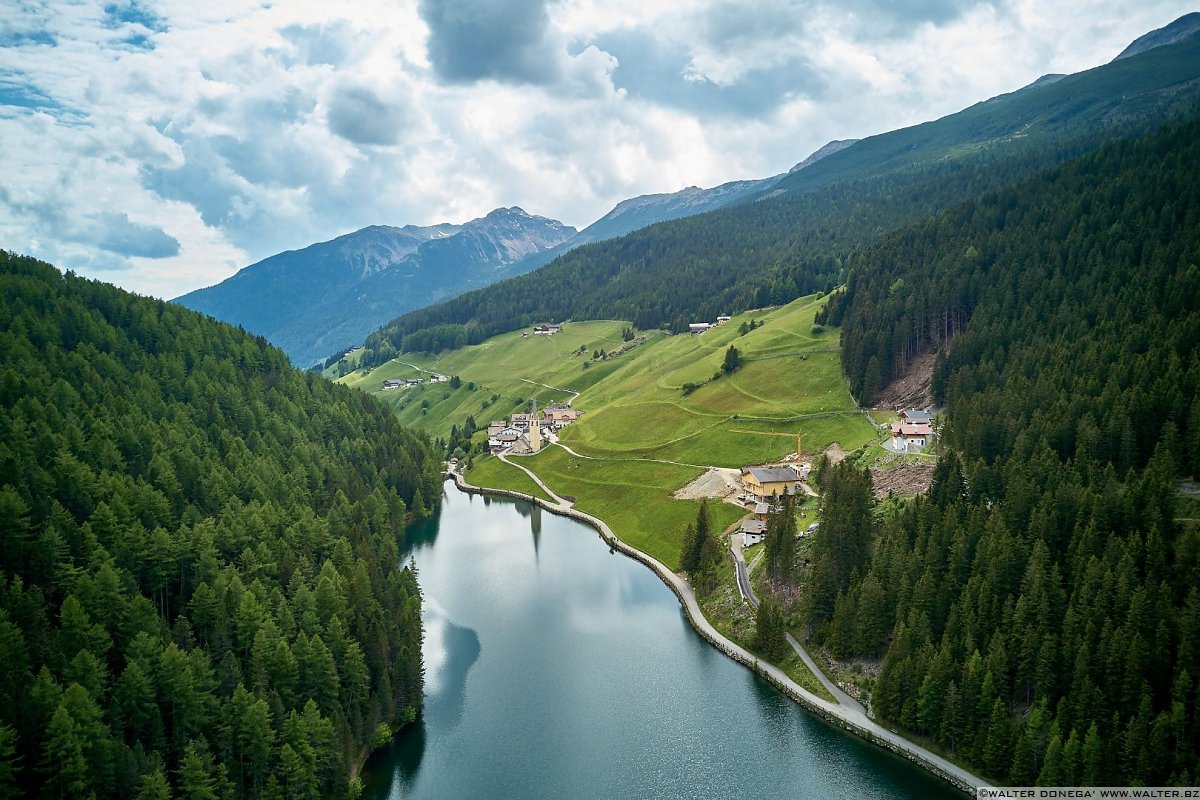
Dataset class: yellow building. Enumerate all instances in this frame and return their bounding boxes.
[740,466,799,500]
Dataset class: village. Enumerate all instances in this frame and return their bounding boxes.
[485,400,582,454]
[674,407,938,550]
[480,390,936,554]
[381,372,450,390]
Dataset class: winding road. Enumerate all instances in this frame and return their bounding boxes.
[730,534,869,715]
[446,467,986,793]
[497,453,573,509]
[551,440,711,471]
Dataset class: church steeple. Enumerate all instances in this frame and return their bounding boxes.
[528,398,542,453]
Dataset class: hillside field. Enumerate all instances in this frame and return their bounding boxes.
[346,293,879,569]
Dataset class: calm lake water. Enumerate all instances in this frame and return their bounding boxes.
[363,485,963,800]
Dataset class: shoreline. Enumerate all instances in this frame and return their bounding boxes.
[444,470,984,796]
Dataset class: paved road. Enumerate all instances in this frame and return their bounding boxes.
[450,468,984,792]
[730,534,868,715]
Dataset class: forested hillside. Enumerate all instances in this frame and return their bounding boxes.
[351,31,1200,369]
[0,253,442,798]
[806,114,1200,784]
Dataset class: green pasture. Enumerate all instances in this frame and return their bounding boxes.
[463,457,556,504]
[516,445,744,569]
[344,292,876,555]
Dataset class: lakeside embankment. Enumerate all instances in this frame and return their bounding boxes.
[443,469,985,795]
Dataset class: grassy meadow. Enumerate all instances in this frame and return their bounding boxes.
[511,445,745,570]
[338,321,651,439]
[345,293,876,568]
[462,456,556,504]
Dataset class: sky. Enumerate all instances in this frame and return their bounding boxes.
[0,0,1194,300]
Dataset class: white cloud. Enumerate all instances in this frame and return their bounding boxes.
[0,0,1195,299]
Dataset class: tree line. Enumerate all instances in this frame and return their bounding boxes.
[805,114,1200,785]
[348,109,1185,371]
[0,254,443,798]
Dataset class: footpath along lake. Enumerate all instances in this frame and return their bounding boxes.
[363,486,963,800]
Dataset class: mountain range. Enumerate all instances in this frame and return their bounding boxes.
[175,135,858,367]
[175,207,575,368]
[178,14,1200,370]
[356,14,1200,367]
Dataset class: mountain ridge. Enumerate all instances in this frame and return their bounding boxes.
[1115,11,1200,60]
[354,21,1200,368]
[174,206,575,367]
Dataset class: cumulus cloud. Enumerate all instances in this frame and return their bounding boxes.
[91,212,181,258]
[419,0,558,85]
[0,0,1196,300]
[326,83,408,146]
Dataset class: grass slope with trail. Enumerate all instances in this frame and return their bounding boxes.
[339,293,880,571]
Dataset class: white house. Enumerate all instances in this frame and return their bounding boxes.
[741,518,767,547]
[489,427,522,451]
[688,323,711,334]
[891,422,934,451]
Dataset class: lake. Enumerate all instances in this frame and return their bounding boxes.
[363,485,962,799]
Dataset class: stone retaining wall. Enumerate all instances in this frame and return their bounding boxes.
[443,471,976,795]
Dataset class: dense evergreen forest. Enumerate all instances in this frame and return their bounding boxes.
[805,115,1200,784]
[347,33,1200,370]
[354,134,1112,367]
[0,254,442,799]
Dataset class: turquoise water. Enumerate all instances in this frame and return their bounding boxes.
[363,486,963,799]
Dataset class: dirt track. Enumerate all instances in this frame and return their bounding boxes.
[674,467,742,501]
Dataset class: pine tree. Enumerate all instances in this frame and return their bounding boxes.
[42,705,88,799]
[136,766,172,800]
[1081,722,1104,785]
[0,723,21,800]
[177,741,217,800]
[722,345,740,373]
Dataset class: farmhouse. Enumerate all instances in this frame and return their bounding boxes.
[382,379,403,391]
[533,324,562,335]
[429,374,449,383]
[543,406,581,428]
[489,427,522,452]
[740,466,800,500]
[901,408,932,425]
[688,323,711,334]
[716,315,732,324]
[891,422,934,452]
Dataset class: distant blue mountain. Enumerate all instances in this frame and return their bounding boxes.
[174,207,575,367]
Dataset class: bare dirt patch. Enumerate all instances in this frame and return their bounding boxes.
[823,443,848,464]
[874,351,936,410]
[674,467,743,502]
[870,463,935,499]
